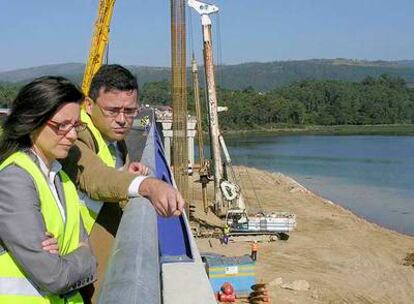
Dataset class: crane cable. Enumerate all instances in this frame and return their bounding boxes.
[245,167,264,212]
[213,12,263,212]
[213,12,240,185]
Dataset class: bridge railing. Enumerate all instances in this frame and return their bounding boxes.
[97,112,216,304]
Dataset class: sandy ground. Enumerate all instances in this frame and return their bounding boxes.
[191,166,414,304]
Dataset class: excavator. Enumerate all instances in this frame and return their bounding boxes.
[188,0,296,236]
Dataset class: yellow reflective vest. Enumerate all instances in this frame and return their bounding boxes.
[0,152,83,304]
[80,110,115,233]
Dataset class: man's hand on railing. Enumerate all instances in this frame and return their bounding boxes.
[138,177,185,217]
[128,161,150,176]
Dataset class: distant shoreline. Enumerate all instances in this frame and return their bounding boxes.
[222,124,414,136]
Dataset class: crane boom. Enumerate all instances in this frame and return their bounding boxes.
[82,0,116,94]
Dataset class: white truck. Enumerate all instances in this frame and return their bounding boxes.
[226,209,296,236]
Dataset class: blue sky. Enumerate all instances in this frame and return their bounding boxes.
[0,0,413,72]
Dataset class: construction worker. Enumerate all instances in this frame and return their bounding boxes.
[251,241,258,261]
[61,64,185,302]
[223,224,230,245]
[0,77,96,303]
[139,114,150,129]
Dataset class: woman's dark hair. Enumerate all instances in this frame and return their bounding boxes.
[88,64,138,101]
[0,76,84,161]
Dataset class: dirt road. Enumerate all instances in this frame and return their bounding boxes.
[193,166,414,303]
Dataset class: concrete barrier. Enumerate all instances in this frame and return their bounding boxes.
[97,111,216,303]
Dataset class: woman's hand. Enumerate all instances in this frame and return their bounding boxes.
[41,232,59,255]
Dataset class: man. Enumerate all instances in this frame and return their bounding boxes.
[61,64,184,302]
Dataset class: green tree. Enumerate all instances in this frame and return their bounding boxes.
[141,80,171,105]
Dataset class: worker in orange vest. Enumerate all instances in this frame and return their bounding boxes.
[251,241,258,261]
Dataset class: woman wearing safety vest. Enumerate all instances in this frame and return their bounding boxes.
[0,76,97,304]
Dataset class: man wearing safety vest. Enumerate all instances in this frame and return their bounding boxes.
[61,64,184,302]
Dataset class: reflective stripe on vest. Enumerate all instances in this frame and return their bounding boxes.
[0,293,83,304]
[80,109,116,233]
[0,152,82,304]
[0,278,48,297]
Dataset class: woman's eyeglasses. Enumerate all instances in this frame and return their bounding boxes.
[47,120,87,135]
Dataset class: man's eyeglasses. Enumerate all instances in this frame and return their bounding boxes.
[96,104,139,119]
[47,120,87,135]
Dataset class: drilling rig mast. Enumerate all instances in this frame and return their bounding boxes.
[188,0,225,215]
[191,55,210,213]
[188,0,296,235]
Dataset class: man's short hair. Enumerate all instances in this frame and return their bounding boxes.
[88,64,139,101]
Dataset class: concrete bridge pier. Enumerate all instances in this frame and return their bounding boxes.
[158,114,197,167]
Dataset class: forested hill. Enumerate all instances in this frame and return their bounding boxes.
[139,75,414,129]
[1,59,414,90]
[218,60,414,90]
[2,73,414,129]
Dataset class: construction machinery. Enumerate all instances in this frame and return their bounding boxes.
[188,0,224,216]
[191,55,210,213]
[188,0,296,236]
[82,0,116,94]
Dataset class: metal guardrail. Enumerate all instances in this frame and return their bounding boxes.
[97,119,162,304]
[97,112,216,303]
[96,197,160,304]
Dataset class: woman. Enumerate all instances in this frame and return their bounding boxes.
[0,76,96,304]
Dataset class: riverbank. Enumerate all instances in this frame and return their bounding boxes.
[192,166,414,303]
[221,124,414,136]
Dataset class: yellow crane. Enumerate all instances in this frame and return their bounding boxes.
[82,0,116,94]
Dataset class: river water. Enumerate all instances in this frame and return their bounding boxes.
[219,135,414,235]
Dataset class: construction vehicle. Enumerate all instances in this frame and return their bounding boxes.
[82,0,116,94]
[188,0,296,236]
